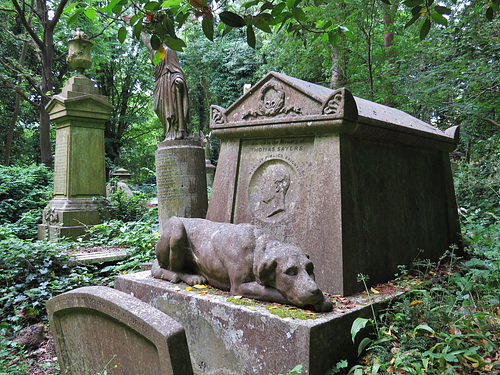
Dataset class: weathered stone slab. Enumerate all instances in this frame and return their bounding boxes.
[207,71,462,296]
[115,271,399,375]
[47,286,193,375]
[67,248,128,266]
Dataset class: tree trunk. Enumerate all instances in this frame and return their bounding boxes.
[329,3,347,89]
[381,3,398,106]
[38,1,55,167]
[330,41,347,89]
[11,0,69,167]
[5,2,33,165]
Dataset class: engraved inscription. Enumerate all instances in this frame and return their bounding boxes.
[53,130,68,196]
[156,153,190,202]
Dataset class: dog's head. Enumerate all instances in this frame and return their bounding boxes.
[256,242,332,312]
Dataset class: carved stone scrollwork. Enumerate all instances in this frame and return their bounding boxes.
[242,80,302,120]
[44,207,59,226]
[322,92,343,115]
[321,88,358,121]
[211,105,226,125]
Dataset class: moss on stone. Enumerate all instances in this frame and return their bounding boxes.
[265,306,317,320]
[226,296,259,306]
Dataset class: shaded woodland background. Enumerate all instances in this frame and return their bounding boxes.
[1,0,498,181]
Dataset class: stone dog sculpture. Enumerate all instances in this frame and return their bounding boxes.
[152,217,333,312]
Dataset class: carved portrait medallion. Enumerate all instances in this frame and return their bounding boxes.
[249,160,299,223]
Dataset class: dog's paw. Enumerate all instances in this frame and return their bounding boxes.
[182,274,207,286]
[170,273,181,283]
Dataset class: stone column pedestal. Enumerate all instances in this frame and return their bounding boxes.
[156,140,208,232]
[38,75,113,240]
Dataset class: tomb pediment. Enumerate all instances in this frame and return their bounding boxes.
[210,72,458,151]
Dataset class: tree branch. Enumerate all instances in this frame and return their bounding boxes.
[89,19,118,40]
[48,0,70,30]
[11,0,44,49]
[475,114,500,128]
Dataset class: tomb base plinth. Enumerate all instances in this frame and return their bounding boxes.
[115,271,399,375]
[38,197,108,240]
[155,140,208,232]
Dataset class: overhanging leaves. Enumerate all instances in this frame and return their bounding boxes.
[220,11,246,27]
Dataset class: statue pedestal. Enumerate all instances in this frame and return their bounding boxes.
[38,75,113,240]
[155,140,208,232]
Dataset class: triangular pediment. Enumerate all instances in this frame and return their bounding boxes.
[210,72,358,127]
[209,72,457,148]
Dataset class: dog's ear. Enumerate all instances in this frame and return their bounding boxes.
[256,251,277,286]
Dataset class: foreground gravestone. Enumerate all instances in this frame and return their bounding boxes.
[38,30,112,240]
[47,286,193,375]
[115,271,397,375]
[207,72,462,296]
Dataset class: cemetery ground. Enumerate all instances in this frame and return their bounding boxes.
[1,144,499,374]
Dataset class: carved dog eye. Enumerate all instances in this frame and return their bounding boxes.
[285,266,298,276]
[306,263,314,276]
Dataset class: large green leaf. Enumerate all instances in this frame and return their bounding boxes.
[164,35,186,51]
[219,11,246,27]
[420,17,431,40]
[202,15,214,41]
[253,16,272,33]
[351,317,370,343]
[246,24,256,48]
[431,11,448,26]
[118,26,127,44]
[271,2,287,16]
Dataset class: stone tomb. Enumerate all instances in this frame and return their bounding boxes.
[208,72,461,296]
[47,286,193,375]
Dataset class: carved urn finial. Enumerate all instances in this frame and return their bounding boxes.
[67,28,93,75]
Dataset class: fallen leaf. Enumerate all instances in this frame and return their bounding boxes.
[268,306,279,310]
[194,284,207,289]
[371,287,380,294]
[186,286,192,291]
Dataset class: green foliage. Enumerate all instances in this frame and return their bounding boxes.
[279,364,303,375]
[104,185,157,223]
[0,164,52,239]
[69,0,498,52]
[0,231,99,331]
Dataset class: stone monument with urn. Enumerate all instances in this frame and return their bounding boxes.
[38,29,113,240]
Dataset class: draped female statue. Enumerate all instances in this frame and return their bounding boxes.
[143,34,190,140]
